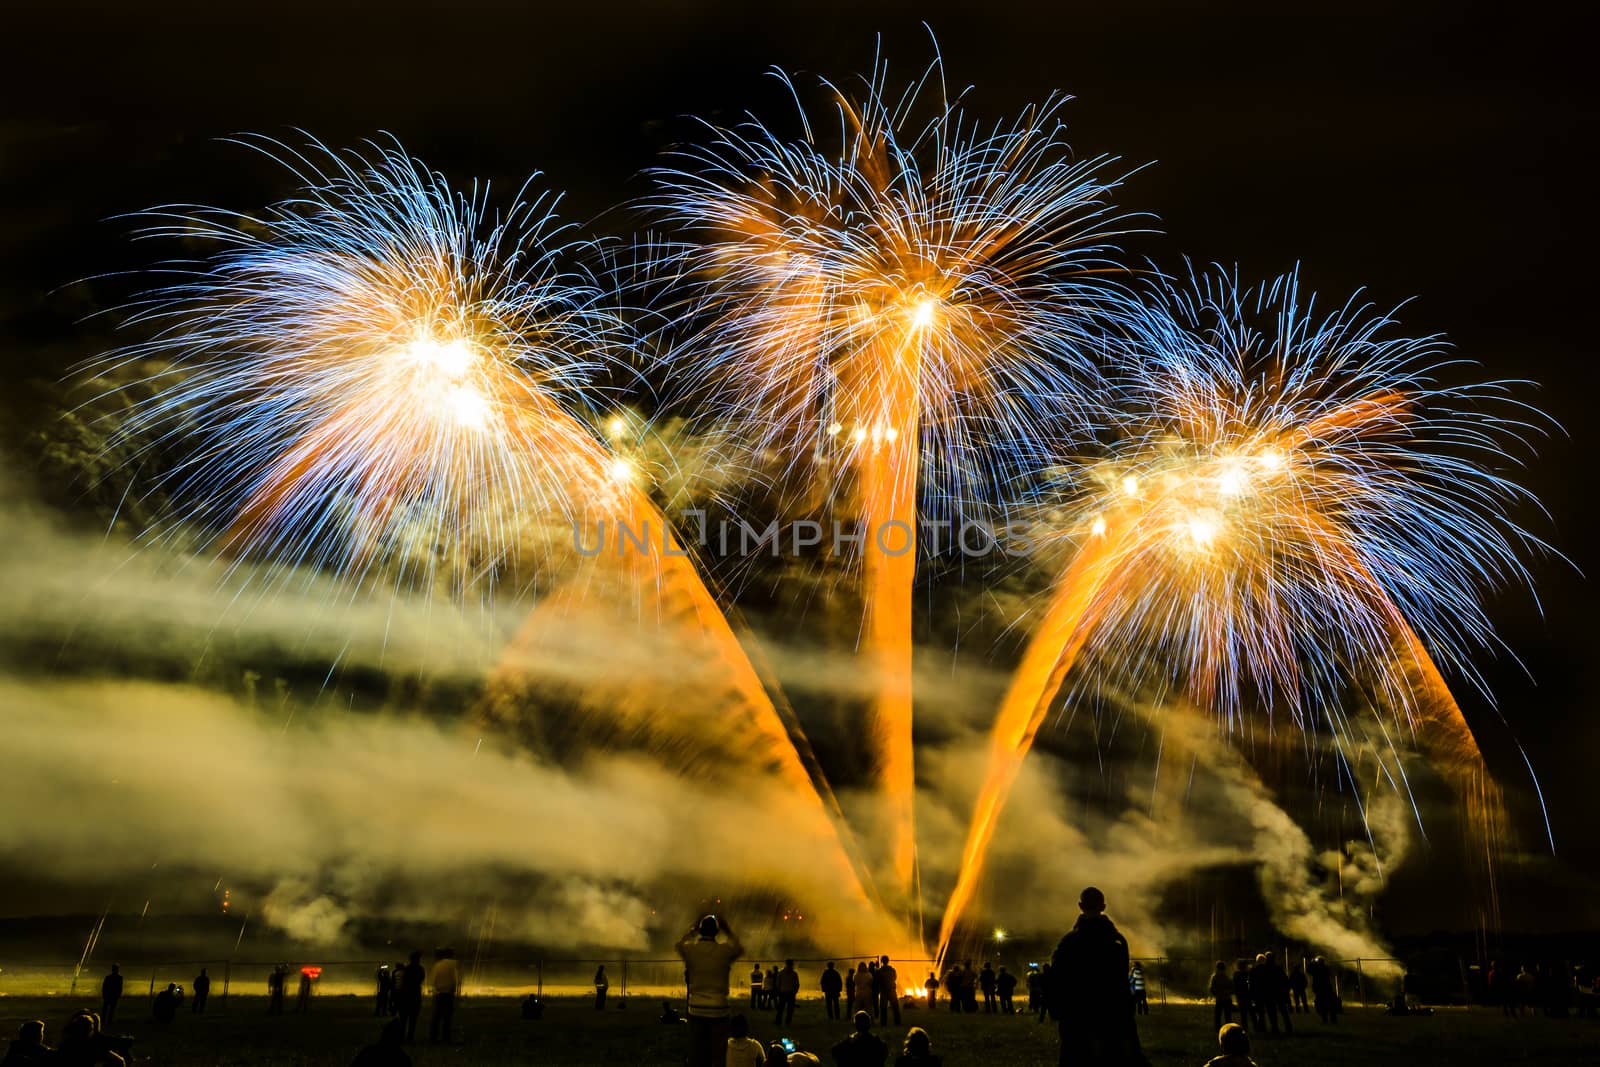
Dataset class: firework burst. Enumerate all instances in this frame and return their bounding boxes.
[89,135,621,597]
[651,51,1140,905]
[937,264,1548,960]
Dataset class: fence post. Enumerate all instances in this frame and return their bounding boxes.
[622,957,628,1005]
[149,970,157,996]
[537,961,543,999]
[1356,959,1365,1007]
[223,961,230,1010]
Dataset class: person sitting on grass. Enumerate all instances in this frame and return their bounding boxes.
[152,983,182,1024]
[1,1021,52,1067]
[893,1026,941,1067]
[830,1010,888,1067]
[350,1018,411,1067]
[770,1041,824,1066]
[727,1014,766,1067]
[1205,1023,1256,1067]
[659,1000,684,1024]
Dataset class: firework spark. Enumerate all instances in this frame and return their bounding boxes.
[651,51,1139,907]
[937,265,1546,961]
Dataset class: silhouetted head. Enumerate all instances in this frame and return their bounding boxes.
[827,961,836,970]
[853,1010,873,1033]
[880,955,890,966]
[698,915,720,938]
[409,950,422,964]
[14,1021,44,1048]
[62,1014,95,1044]
[1215,961,1227,973]
[1078,886,1106,914]
[730,1014,750,1039]
[786,958,794,968]
[1219,1023,1250,1056]
[903,1027,931,1056]
[199,968,207,976]
[857,962,868,972]
[167,983,179,993]
[110,964,120,975]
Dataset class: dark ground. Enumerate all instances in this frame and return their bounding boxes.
[1,995,1596,1066]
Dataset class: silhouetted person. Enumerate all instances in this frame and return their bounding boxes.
[659,1000,683,1024]
[267,965,287,1015]
[831,1011,888,1067]
[1288,962,1308,1013]
[893,1026,941,1067]
[998,966,1018,1013]
[751,964,766,1009]
[980,962,998,1013]
[297,969,315,1013]
[867,961,879,1017]
[397,951,425,1041]
[100,966,123,1024]
[821,962,844,1020]
[1036,964,1053,1021]
[521,995,544,1020]
[1,1021,51,1067]
[1230,960,1252,1030]
[960,961,978,1013]
[192,968,210,1013]
[1049,886,1143,1067]
[852,963,874,1016]
[429,948,459,1043]
[375,965,392,1016]
[1129,963,1147,1015]
[1204,1023,1256,1067]
[390,961,406,1016]
[875,956,900,1026]
[55,1012,125,1067]
[1209,962,1234,1029]
[726,1014,765,1067]
[595,965,610,1010]
[1308,957,1339,1023]
[776,959,800,1025]
[1254,954,1291,1034]
[923,971,939,1012]
[351,1018,412,1067]
[152,983,181,1023]
[765,964,779,1010]
[676,914,744,1067]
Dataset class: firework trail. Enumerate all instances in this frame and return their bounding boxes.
[88,137,897,940]
[651,49,1138,907]
[936,265,1546,961]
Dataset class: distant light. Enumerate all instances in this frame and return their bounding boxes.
[607,457,635,485]
[607,415,626,440]
[993,928,1007,942]
[1121,475,1139,496]
[910,297,938,329]
[1090,515,1108,537]
[827,422,843,437]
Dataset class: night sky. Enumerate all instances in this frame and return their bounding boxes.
[3,3,1596,913]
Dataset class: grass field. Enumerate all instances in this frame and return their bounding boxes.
[1,995,1596,1066]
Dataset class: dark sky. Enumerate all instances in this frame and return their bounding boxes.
[2,2,1596,896]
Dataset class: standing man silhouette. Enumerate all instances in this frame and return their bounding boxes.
[676,914,744,1067]
[1050,887,1143,1066]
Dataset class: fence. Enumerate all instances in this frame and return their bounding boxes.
[0,954,1401,1008]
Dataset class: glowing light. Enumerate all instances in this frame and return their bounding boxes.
[828,422,844,436]
[1120,475,1140,496]
[909,296,938,329]
[1182,508,1222,549]
[1090,515,1108,537]
[607,415,627,440]
[607,456,636,486]
[993,928,1007,942]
